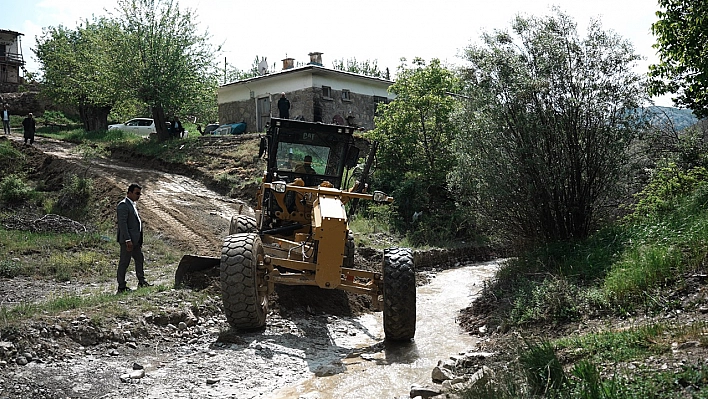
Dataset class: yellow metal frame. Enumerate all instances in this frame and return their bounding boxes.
[254,182,391,310]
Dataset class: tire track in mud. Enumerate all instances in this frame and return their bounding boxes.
[17,136,253,256]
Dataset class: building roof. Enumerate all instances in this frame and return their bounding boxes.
[0,29,24,37]
[221,64,393,89]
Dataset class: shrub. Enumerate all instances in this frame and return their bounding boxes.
[52,175,93,220]
[519,340,566,395]
[629,164,708,220]
[0,140,25,174]
[0,174,32,203]
[0,259,22,278]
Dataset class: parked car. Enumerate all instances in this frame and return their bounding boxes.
[212,122,247,135]
[108,118,156,137]
[199,123,220,135]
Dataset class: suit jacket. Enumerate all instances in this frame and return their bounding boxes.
[117,197,142,244]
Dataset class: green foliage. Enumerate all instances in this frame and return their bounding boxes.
[39,111,81,127]
[603,245,683,304]
[483,177,708,325]
[0,174,33,203]
[458,325,708,399]
[367,58,461,235]
[225,55,270,82]
[455,10,647,244]
[519,340,567,395]
[0,259,22,278]
[52,174,94,220]
[510,276,583,324]
[0,140,25,175]
[629,165,708,220]
[114,0,219,140]
[649,0,708,117]
[331,58,389,79]
[34,18,122,131]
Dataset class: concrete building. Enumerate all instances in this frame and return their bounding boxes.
[218,52,394,133]
[0,29,25,93]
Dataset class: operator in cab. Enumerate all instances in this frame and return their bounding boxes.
[295,155,316,174]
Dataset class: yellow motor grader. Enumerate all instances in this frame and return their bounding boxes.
[177,118,415,341]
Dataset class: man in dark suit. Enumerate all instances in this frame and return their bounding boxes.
[116,183,152,293]
[278,92,290,119]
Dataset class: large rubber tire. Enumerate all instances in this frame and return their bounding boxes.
[383,247,416,341]
[229,215,257,235]
[343,230,355,268]
[220,233,267,330]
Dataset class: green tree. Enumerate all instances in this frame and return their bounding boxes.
[454,11,647,244]
[113,0,218,140]
[34,19,122,131]
[225,56,273,83]
[649,0,708,118]
[367,58,460,237]
[332,58,389,79]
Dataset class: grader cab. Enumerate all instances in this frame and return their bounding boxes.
[179,118,416,341]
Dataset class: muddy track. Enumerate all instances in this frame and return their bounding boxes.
[19,136,253,256]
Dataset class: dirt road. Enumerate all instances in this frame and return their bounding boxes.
[33,136,253,256]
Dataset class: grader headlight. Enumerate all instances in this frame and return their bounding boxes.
[273,181,287,193]
[373,190,388,202]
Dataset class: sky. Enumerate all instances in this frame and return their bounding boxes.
[1,0,672,106]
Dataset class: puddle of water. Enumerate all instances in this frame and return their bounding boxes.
[267,261,499,399]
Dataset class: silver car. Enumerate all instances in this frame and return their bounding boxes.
[108,118,156,137]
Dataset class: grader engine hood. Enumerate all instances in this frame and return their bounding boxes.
[312,193,348,288]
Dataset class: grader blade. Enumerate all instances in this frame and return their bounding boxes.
[174,254,220,287]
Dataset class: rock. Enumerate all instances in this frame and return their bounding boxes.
[206,377,220,384]
[130,369,145,379]
[133,362,144,370]
[120,374,131,383]
[15,357,28,366]
[178,322,188,331]
[468,366,494,386]
[0,342,15,356]
[313,361,345,376]
[445,366,493,393]
[431,364,456,382]
[454,351,495,368]
[678,341,700,350]
[440,359,456,370]
[410,384,442,398]
[109,349,119,356]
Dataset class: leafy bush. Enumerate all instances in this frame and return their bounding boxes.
[40,110,80,127]
[52,175,93,220]
[0,174,33,203]
[510,276,582,324]
[0,140,25,174]
[629,164,708,220]
[0,259,22,278]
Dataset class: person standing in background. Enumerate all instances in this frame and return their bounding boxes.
[22,113,35,145]
[278,92,290,119]
[2,104,10,135]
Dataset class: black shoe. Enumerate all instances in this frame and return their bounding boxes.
[117,286,132,294]
[138,280,154,288]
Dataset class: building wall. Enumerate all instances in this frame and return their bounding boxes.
[1,65,19,84]
[218,86,384,133]
[218,68,393,133]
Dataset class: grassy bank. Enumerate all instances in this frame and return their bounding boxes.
[462,169,708,397]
